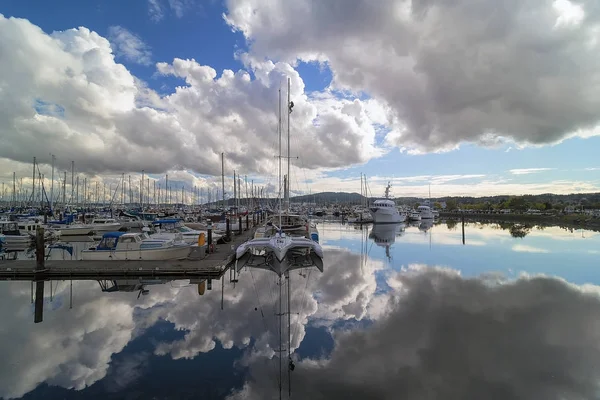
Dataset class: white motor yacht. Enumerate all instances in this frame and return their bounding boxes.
[369,183,406,224]
[408,211,422,221]
[417,205,434,219]
[81,232,192,261]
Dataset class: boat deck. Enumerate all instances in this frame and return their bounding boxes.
[0,228,256,281]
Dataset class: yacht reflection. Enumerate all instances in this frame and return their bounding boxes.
[418,219,434,232]
[369,223,406,259]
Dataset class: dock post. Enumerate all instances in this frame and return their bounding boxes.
[238,216,243,235]
[226,218,230,240]
[207,279,212,290]
[246,214,249,231]
[36,227,45,272]
[207,223,213,253]
[253,212,256,227]
[461,213,465,245]
[34,227,45,323]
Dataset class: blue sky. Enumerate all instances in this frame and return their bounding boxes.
[0,0,598,198]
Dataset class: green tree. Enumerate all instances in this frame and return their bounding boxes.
[543,202,553,210]
[508,196,528,211]
[434,202,442,209]
[446,199,458,211]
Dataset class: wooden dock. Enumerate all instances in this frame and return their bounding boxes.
[0,226,256,281]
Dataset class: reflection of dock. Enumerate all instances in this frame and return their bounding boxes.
[0,227,256,281]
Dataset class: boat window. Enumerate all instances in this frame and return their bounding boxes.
[98,237,117,249]
[120,237,135,243]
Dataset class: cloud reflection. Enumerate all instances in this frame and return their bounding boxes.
[229,267,600,400]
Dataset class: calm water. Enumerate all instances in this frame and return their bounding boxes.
[1,220,599,399]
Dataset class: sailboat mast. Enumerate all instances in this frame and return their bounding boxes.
[50,154,55,212]
[221,152,225,212]
[32,157,36,207]
[278,87,282,217]
[286,77,291,212]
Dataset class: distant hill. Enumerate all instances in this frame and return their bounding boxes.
[205,191,600,207]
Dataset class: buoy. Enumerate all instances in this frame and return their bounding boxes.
[198,232,206,246]
[198,281,206,295]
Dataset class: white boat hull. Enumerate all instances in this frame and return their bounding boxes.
[2,234,31,245]
[370,211,406,224]
[81,245,191,261]
[59,226,95,236]
[91,223,122,232]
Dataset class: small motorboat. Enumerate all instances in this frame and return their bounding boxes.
[81,232,192,261]
[408,211,422,221]
[0,222,31,245]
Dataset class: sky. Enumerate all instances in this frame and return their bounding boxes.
[0,0,599,200]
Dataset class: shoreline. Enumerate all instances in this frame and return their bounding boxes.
[439,212,600,232]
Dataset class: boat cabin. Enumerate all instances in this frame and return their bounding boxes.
[91,218,119,224]
[152,219,192,232]
[372,200,396,208]
[0,222,20,235]
[96,232,142,250]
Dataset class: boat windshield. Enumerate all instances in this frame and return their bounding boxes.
[97,237,118,250]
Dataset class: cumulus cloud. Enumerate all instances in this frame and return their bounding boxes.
[229,268,600,399]
[0,15,383,177]
[107,26,153,66]
[224,0,600,152]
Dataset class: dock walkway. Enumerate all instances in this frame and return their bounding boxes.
[0,228,256,281]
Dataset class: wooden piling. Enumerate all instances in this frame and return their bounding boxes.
[226,218,230,240]
[461,213,465,245]
[238,216,243,235]
[35,227,45,272]
[207,225,213,253]
[246,214,249,231]
[34,281,44,323]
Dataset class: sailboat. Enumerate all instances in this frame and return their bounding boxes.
[253,78,319,242]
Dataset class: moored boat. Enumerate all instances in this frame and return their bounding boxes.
[81,232,192,260]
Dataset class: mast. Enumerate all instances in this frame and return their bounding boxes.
[165,174,169,205]
[286,77,292,212]
[32,157,36,207]
[12,172,16,208]
[50,154,55,212]
[141,170,144,209]
[278,87,282,216]
[121,173,124,205]
[221,152,225,212]
[71,161,74,205]
[63,171,66,207]
[233,170,237,213]
[128,175,132,205]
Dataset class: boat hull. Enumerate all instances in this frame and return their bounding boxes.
[91,223,123,232]
[371,211,406,224]
[59,226,95,236]
[81,245,191,261]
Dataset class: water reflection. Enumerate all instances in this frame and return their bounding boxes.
[0,221,598,399]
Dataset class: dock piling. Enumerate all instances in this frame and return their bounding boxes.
[246,214,249,231]
[238,216,243,235]
[226,218,230,240]
[207,223,213,253]
[35,227,45,272]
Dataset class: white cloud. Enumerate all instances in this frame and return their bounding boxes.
[148,0,164,22]
[107,26,152,66]
[224,0,600,153]
[0,16,383,178]
[509,168,556,175]
[229,268,600,399]
[512,244,551,254]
